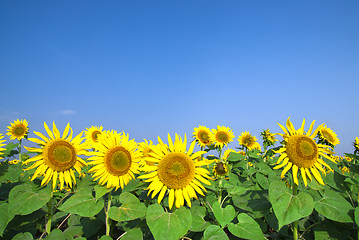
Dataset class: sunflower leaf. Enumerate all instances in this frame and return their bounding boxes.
[58,191,104,217]
[227,213,264,240]
[314,187,353,223]
[8,183,52,216]
[269,180,314,230]
[203,225,229,240]
[0,203,15,236]
[190,205,210,232]
[146,203,192,240]
[108,192,147,222]
[211,201,235,228]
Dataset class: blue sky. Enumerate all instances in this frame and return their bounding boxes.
[0,0,358,156]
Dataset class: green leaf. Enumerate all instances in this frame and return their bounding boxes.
[232,189,271,218]
[203,225,229,240]
[211,201,235,227]
[99,235,112,240]
[256,172,269,189]
[227,152,246,162]
[314,219,356,240]
[146,203,192,240]
[0,203,15,236]
[269,180,314,230]
[355,207,359,227]
[314,187,353,223]
[108,192,147,221]
[11,232,33,240]
[63,225,83,240]
[227,213,264,240]
[8,183,52,216]
[121,228,143,240]
[94,185,112,200]
[58,191,104,217]
[45,229,66,240]
[190,206,210,232]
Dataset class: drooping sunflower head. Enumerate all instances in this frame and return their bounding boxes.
[193,125,214,148]
[212,159,230,179]
[274,117,336,186]
[260,129,278,146]
[0,134,6,160]
[24,122,88,190]
[84,126,103,148]
[139,133,212,209]
[7,119,29,141]
[87,131,140,190]
[238,131,260,150]
[211,126,235,148]
[317,125,340,147]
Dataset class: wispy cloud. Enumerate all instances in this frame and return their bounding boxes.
[60,110,76,115]
[44,42,76,62]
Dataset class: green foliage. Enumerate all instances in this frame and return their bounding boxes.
[227,213,264,240]
[146,204,192,240]
[108,192,147,222]
[269,180,314,230]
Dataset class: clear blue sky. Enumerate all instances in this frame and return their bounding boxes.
[1,0,358,156]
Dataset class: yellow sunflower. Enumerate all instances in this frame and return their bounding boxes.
[7,119,29,140]
[139,133,212,209]
[193,125,214,148]
[24,122,87,190]
[87,131,141,190]
[212,126,235,148]
[354,137,359,153]
[260,129,278,146]
[317,125,340,146]
[212,159,230,178]
[238,132,261,151]
[0,134,6,160]
[84,126,103,148]
[274,117,336,186]
[138,139,161,169]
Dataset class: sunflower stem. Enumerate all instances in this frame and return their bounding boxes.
[105,191,112,237]
[18,139,22,162]
[292,183,298,240]
[45,192,53,235]
[218,178,223,203]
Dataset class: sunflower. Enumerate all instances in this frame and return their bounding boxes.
[138,139,161,169]
[24,122,87,190]
[0,134,6,160]
[7,119,29,141]
[238,132,261,151]
[193,125,214,148]
[84,126,103,148]
[87,131,141,190]
[212,126,234,148]
[139,133,212,209]
[354,137,359,154]
[274,117,336,186]
[317,125,340,147]
[212,159,230,178]
[260,129,278,146]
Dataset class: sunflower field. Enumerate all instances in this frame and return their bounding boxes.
[0,118,359,240]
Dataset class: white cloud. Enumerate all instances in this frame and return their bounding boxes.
[60,110,76,115]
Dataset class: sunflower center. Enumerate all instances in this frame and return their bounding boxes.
[44,139,77,171]
[286,135,318,168]
[91,131,101,142]
[216,132,229,143]
[215,162,227,175]
[12,125,26,137]
[157,152,195,189]
[104,146,132,176]
[198,130,210,143]
[243,136,254,146]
